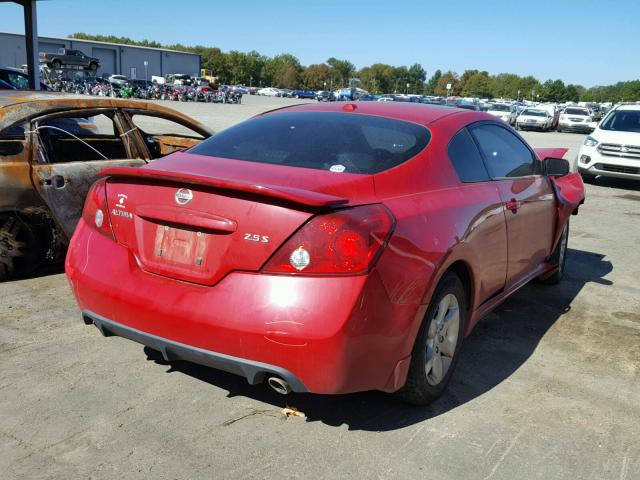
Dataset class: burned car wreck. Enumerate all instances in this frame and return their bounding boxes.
[0,91,212,281]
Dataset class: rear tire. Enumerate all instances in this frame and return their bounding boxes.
[539,222,569,285]
[0,213,45,282]
[395,272,467,405]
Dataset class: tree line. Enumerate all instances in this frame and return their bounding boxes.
[70,33,640,102]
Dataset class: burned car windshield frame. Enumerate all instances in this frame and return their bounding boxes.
[188,111,431,174]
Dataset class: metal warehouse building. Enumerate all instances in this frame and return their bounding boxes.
[0,31,201,79]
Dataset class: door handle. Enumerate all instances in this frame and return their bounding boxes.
[51,175,65,189]
[505,198,521,213]
[41,175,66,188]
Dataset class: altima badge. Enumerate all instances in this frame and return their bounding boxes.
[175,188,193,206]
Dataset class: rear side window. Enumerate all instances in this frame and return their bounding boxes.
[188,112,431,174]
[470,124,538,178]
[448,128,490,182]
[130,114,204,138]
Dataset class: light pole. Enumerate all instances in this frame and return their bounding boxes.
[143,60,148,84]
[250,75,253,88]
[406,82,410,95]
[517,89,520,102]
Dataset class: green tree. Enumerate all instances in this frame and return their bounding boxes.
[326,57,355,88]
[302,63,330,90]
[424,70,442,95]
[435,71,460,96]
[262,54,302,88]
[406,63,427,94]
[461,72,491,98]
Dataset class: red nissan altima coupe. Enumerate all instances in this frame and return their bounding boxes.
[66,102,585,404]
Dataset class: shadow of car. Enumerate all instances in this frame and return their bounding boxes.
[140,247,612,430]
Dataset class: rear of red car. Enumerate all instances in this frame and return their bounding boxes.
[66,110,431,394]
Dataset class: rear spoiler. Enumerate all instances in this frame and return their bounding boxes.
[99,166,349,208]
[534,147,569,160]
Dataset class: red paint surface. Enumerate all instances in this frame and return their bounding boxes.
[66,103,585,394]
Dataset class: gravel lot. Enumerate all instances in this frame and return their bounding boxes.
[1,95,639,480]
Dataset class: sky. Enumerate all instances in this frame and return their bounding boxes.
[0,0,638,87]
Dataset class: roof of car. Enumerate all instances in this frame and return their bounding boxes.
[0,66,26,75]
[615,104,640,111]
[269,101,476,125]
[0,90,213,134]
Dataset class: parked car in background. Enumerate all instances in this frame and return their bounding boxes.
[577,104,640,182]
[66,102,584,405]
[39,49,100,72]
[0,90,213,281]
[516,108,553,131]
[108,74,128,87]
[315,90,336,102]
[0,66,49,90]
[278,89,293,98]
[257,87,281,96]
[0,79,14,90]
[557,107,593,133]
[486,103,513,124]
[534,104,560,130]
[291,89,316,99]
[455,102,480,111]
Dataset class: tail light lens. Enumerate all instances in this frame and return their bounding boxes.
[82,178,115,239]
[262,204,395,275]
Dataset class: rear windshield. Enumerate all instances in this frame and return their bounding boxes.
[490,104,511,112]
[523,109,546,117]
[565,108,589,115]
[188,112,431,174]
[600,110,640,133]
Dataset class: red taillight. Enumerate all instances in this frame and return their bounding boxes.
[82,178,114,239]
[262,204,394,275]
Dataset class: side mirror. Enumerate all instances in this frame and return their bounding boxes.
[544,157,570,177]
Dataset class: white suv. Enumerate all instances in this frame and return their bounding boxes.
[577,104,640,181]
[558,107,593,133]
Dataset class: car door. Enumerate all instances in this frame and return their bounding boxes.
[470,123,556,288]
[122,110,211,159]
[447,127,508,302]
[29,108,147,238]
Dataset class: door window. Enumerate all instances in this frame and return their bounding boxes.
[470,124,538,178]
[36,112,129,163]
[0,123,26,156]
[447,128,490,182]
[130,114,204,138]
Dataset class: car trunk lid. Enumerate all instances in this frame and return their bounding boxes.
[101,152,376,285]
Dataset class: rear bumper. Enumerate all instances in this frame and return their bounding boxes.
[83,310,308,392]
[66,220,420,394]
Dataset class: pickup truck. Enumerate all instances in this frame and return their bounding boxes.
[39,49,100,72]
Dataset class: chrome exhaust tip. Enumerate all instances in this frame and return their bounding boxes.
[267,376,292,395]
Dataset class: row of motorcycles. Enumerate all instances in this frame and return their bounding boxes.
[47,79,243,104]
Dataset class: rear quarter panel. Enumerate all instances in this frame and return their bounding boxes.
[373,115,508,353]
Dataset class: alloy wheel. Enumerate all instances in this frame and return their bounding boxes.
[425,293,460,386]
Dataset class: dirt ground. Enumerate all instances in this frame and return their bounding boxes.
[1,96,639,480]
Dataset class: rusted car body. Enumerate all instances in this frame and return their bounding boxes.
[0,91,213,280]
